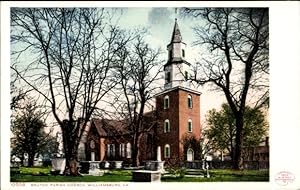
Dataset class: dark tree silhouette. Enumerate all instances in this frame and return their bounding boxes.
[11,97,55,167]
[107,35,163,166]
[11,8,134,175]
[183,8,269,169]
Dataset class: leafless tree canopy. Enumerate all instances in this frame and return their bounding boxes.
[105,35,163,166]
[11,8,135,174]
[185,8,269,108]
[182,8,269,169]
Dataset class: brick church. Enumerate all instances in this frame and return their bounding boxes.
[78,19,202,165]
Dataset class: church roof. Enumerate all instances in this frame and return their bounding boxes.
[170,18,182,43]
[89,111,157,138]
[91,118,127,138]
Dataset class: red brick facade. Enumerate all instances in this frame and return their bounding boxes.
[155,87,201,162]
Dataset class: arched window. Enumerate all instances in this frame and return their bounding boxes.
[187,95,192,108]
[107,144,115,158]
[187,148,194,161]
[119,143,126,157]
[126,142,131,158]
[182,49,185,58]
[164,144,170,158]
[164,95,169,109]
[188,119,193,132]
[164,119,170,133]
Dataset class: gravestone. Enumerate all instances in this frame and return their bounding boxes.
[51,158,66,175]
[114,161,123,169]
[79,161,104,176]
[132,146,164,182]
[132,170,161,182]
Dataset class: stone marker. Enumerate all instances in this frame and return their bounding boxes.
[132,170,161,182]
[51,158,66,175]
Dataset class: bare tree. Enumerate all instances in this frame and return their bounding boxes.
[182,8,269,169]
[11,8,133,175]
[106,35,163,166]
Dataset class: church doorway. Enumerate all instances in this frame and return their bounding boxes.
[187,148,194,161]
[86,139,100,161]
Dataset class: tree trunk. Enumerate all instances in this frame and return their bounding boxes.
[64,150,79,176]
[233,116,244,170]
[28,153,34,167]
[66,159,79,176]
[61,121,80,176]
[132,133,141,167]
[20,154,25,167]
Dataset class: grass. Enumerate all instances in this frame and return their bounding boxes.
[11,167,132,182]
[10,167,269,182]
[162,169,269,182]
[11,174,132,182]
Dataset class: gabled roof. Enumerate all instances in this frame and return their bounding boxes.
[91,118,127,138]
[90,111,157,138]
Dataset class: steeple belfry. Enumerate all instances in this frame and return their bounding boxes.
[164,19,191,90]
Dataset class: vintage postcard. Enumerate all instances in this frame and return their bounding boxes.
[1,1,300,190]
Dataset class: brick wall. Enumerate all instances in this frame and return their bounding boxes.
[156,87,201,162]
[178,90,201,146]
[156,89,180,160]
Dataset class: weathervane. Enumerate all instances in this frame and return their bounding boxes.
[175,7,178,21]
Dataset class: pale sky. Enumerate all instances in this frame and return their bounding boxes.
[114,7,226,122]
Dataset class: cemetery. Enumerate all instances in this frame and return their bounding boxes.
[10,165,269,182]
[10,145,269,182]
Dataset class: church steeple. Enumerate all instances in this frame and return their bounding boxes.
[170,19,182,43]
[164,19,191,90]
[166,19,187,64]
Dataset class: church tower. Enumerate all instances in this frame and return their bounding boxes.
[156,19,201,163]
[164,18,193,90]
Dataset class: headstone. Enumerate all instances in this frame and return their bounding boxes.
[88,161,104,176]
[132,170,161,182]
[144,146,165,173]
[114,161,123,169]
[104,161,110,168]
[51,158,66,175]
[79,161,104,176]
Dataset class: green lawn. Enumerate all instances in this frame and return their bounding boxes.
[10,167,269,182]
[163,169,269,182]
